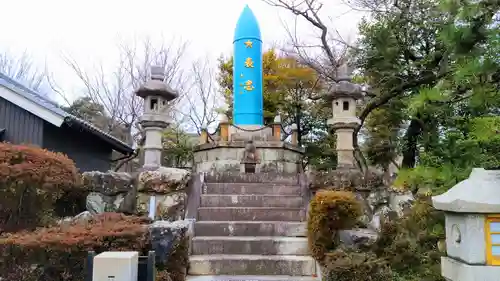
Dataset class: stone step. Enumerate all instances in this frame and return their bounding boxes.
[188,255,316,276]
[197,207,305,221]
[194,221,306,237]
[204,173,299,184]
[200,194,303,208]
[204,183,301,195]
[192,236,309,255]
[187,275,319,281]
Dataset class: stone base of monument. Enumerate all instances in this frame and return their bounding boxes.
[192,141,304,174]
[229,125,274,141]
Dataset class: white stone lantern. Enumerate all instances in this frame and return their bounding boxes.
[136,66,178,170]
[324,63,363,167]
[432,168,500,281]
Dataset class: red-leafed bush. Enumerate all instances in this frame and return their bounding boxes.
[0,142,81,232]
[0,213,188,281]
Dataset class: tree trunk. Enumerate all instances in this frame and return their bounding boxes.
[401,118,423,169]
[295,103,302,146]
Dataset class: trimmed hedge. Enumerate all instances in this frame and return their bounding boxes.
[0,212,188,281]
[0,143,81,232]
[307,190,362,263]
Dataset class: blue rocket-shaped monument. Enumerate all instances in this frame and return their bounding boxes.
[232,5,264,126]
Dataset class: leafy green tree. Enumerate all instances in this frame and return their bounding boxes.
[267,0,499,280]
[354,0,499,168]
[63,97,129,142]
[162,126,195,168]
[358,0,500,279]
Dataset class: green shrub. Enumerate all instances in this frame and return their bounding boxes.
[307,190,362,263]
[372,198,446,281]
[0,143,81,232]
[323,248,392,281]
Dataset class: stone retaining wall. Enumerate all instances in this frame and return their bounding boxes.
[82,166,191,220]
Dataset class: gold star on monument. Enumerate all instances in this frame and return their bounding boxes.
[244,40,253,48]
[243,80,255,91]
[244,57,254,68]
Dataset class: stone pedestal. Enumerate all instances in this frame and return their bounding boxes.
[140,119,171,170]
[327,120,359,168]
[432,168,500,281]
[93,251,139,281]
[193,140,304,174]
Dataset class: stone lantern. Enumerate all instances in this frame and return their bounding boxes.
[432,168,500,281]
[325,64,364,167]
[136,66,178,170]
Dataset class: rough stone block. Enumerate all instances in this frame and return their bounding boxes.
[149,220,189,264]
[137,192,186,220]
[138,166,191,193]
[82,171,134,195]
[308,168,384,191]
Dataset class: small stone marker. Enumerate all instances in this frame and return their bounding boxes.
[432,168,500,281]
[93,251,139,281]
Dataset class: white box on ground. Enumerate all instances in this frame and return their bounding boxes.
[93,251,139,281]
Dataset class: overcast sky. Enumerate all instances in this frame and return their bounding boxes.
[0,0,366,104]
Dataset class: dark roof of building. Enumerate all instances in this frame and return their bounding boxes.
[0,73,134,155]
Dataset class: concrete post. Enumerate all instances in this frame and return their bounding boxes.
[273,114,282,141]
[291,123,298,145]
[219,114,230,142]
[432,168,500,281]
[199,127,208,144]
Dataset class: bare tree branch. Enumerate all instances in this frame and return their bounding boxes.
[0,50,49,95]
[264,0,355,82]
[62,35,189,146]
[176,57,220,134]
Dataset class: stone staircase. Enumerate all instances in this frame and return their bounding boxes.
[188,176,318,279]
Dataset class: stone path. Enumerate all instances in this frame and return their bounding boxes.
[188,178,318,278]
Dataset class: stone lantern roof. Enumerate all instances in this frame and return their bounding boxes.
[135,66,178,101]
[325,63,364,100]
[432,168,500,213]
